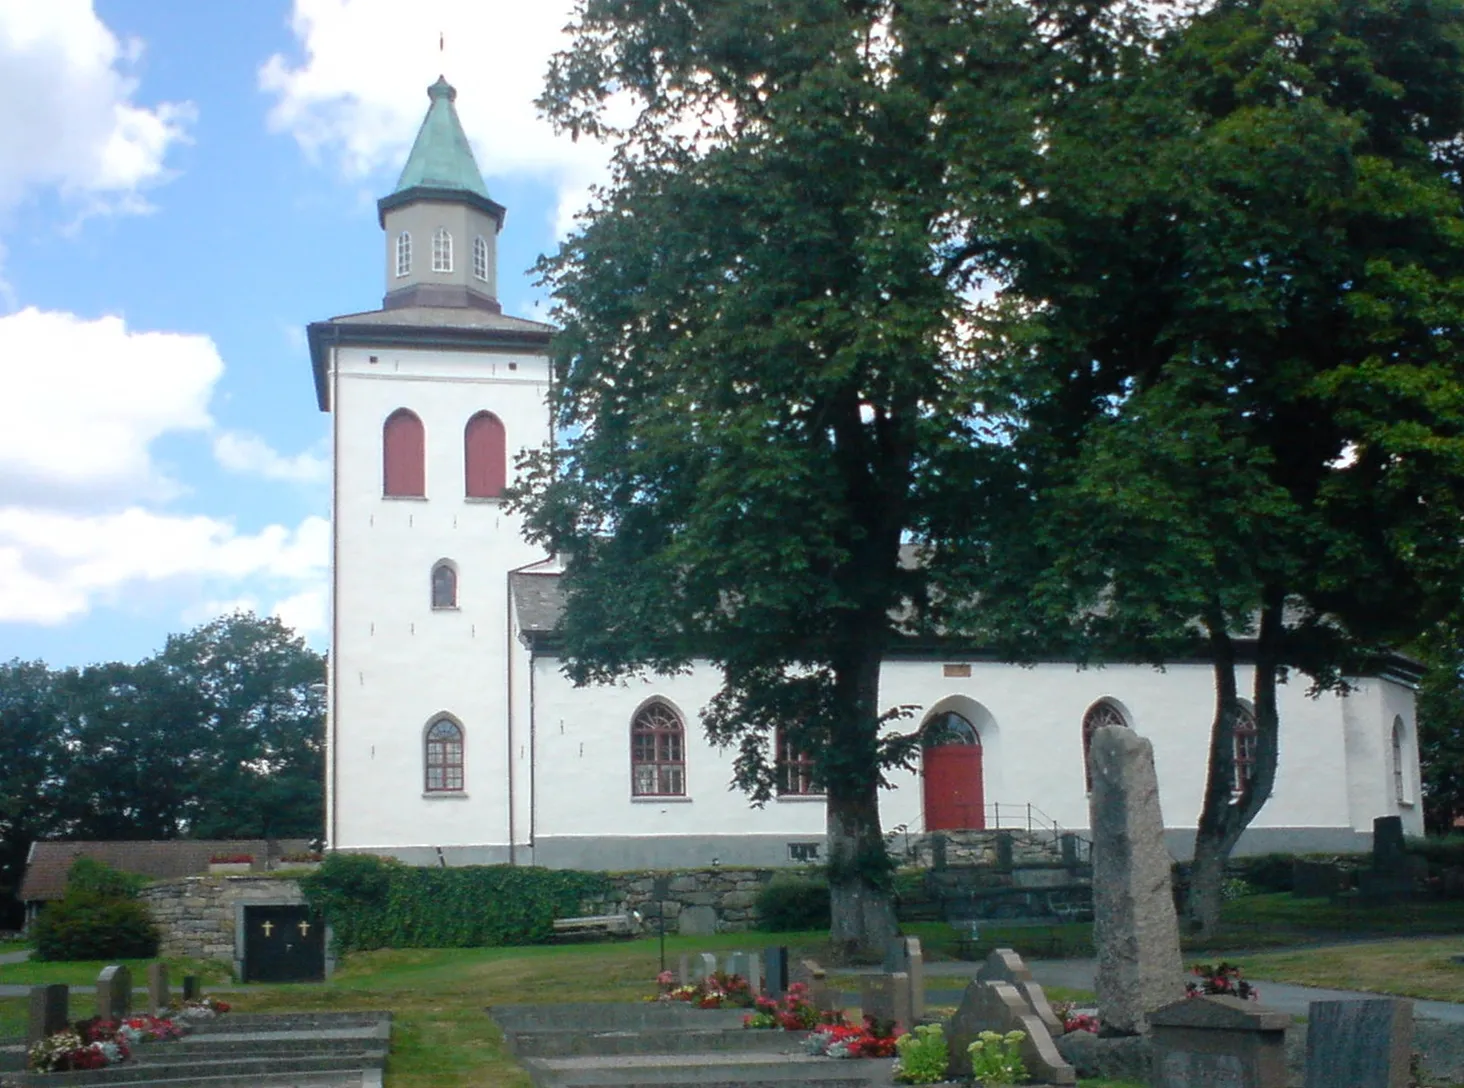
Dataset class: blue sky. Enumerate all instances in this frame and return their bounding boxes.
[0,0,602,667]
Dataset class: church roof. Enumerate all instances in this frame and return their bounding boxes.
[377,76,505,226]
[393,76,491,200]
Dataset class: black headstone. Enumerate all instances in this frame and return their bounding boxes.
[996,832,1014,870]
[764,945,789,999]
[27,984,68,1046]
[1372,816,1407,872]
[931,833,948,871]
[182,975,201,1001]
[1304,998,1411,1088]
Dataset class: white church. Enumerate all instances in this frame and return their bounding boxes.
[307,77,1424,872]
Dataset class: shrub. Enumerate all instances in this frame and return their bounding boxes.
[1406,835,1464,869]
[299,853,610,951]
[1227,853,1294,893]
[755,874,830,931]
[893,1023,949,1084]
[32,891,159,961]
[66,857,148,900]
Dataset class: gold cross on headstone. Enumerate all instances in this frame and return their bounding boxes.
[261,921,274,937]
[298,920,311,936]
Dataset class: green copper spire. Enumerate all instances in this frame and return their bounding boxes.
[392,76,491,198]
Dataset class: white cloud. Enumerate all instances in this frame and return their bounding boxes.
[0,509,328,624]
[272,586,327,636]
[213,430,329,485]
[0,307,221,506]
[259,0,611,236]
[0,2,194,219]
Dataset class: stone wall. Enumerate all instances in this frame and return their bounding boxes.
[141,875,309,966]
[581,868,779,932]
[902,829,1079,869]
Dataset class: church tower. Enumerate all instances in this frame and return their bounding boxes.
[307,77,551,864]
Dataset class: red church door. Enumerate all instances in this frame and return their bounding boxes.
[922,711,985,830]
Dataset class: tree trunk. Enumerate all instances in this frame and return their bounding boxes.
[1187,590,1283,937]
[825,645,899,961]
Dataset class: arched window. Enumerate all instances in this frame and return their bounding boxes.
[1393,716,1407,805]
[431,562,457,609]
[396,231,412,277]
[631,700,685,796]
[464,411,506,498]
[924,711,979,747]
[1081,700,1129,792]
[776,728,820,796]
[383,409,425,497]
[1232,702,1259,796]
[432,227,453,273]
[425,718,464,792]
[473,235,489,281]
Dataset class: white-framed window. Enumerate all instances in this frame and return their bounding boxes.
[1393,716,1408,805]
[1232,702,1259,797]
[396,231,412,277]
[473,235,488,282]
[432,227,453,273]
[1081,699,1130,793]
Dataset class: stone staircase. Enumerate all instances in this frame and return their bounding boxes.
[490,1003,898,1088]
[0,1012,388,1088]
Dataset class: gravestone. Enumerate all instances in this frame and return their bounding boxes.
[147,962,169,1015]
[861,972,911,1031]
[1304,998,1412,1088]
[726,951,761,992]
[677,953,690,986]
[976,947,1062,1037]
[884,936,926,1020]
[1373,816,1406,870]
[947,978,1076,1084]
[182,975,201,1001]
[692,952,717,982]
[96,964,132,1021]
[996,832,1015,869]
[764,946,789,999]
[793,958,833,1012]
[679,905,718,936]
[931,833,948,870]
[27,984,68,1046]
[1150,995,1290,1088]
[1292,860,1344,899]
[1087,725,1184,1034]
[1060,833,1080,868]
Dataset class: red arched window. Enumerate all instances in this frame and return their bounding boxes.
[1232,702,1259,796]
[776,728,820,796]
[425,718,464,792]
[465,411,506,498]
[631,700,685,796]
[383,409,425,497]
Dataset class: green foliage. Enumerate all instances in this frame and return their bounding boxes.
[1228,855,1295,895]
[67,857,148,900]
[299,853,610,952]
[32,891,159,962]
[893,1023,949,1084]
[1407,835,1464,870]
[966,1029,1027,1085]
[755,876,831,932]
[1415,618,1464,832]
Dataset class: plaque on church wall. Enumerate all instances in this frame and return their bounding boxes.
[943,663,972,678]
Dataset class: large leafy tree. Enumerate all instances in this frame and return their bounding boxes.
[958,0,1464,933]
[1415,618,1464,832]
[0,661,64,928]
[520,0,1077,955]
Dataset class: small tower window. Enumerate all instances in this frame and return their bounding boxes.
[425,718,464,792]
[473,235,488,282]
[396,231,412,277]
[432,227,453,273]
[431,562,457,609]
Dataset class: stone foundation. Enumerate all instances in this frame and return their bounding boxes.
[141,875,309,965]
[582,869,776,932]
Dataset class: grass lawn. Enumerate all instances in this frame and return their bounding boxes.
[0,955,231,987]
[0,997,24,1038]
[1195,893,1464,952]
[1241,936,1464,1003]
[0,940,28,954]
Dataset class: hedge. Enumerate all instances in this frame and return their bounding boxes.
[299,853,611,952]
[755,874,830,931]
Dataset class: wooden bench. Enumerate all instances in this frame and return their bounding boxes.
[551,913,639,940]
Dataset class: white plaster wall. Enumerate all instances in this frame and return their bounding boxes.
[330,342,550,852]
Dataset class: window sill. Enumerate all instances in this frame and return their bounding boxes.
[463,496,505,504]
[775,794,826,803]
[431,606,460,612]
[423,792,469,800]
[631,796,693,803]
[382,495,428,502]
[1398,799,1415,809]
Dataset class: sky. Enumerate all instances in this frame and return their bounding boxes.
[0,0,608,667]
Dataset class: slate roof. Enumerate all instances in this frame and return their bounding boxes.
[321,307,553,333]
[20,839,315,903]
[510,571,566,634]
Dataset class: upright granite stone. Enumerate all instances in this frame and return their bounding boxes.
[693,952,717,982]
[1087,725,1184,1034]
[947,979,1076,1085]
[1150,995,1290,1088]
[861,972,911,1031]
[764,946,789,999]
[977,947,1062,1037]
[677,953,691,986]
[147,962,169,1015]
[96,964,132,1021]
[793,958,833,1012]
[27,984,68,1046]
[1304,999,1413,1088]
[885,937,925,1020]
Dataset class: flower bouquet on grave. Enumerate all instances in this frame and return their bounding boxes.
[28,1024,131,1073]
[804,1016,899,1059]
[1185,962,1259,1001]
[167,995,232,1020]
[118,1014,185,1044]
[967,1029,1028,1086]
[742,981,820,1030]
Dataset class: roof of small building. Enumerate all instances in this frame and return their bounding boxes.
[510,570,567,634]
[19,839,315,903]
[392,77,491,201]
[321,307,553,333]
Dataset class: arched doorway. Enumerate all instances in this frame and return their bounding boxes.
[922,710,985,830]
